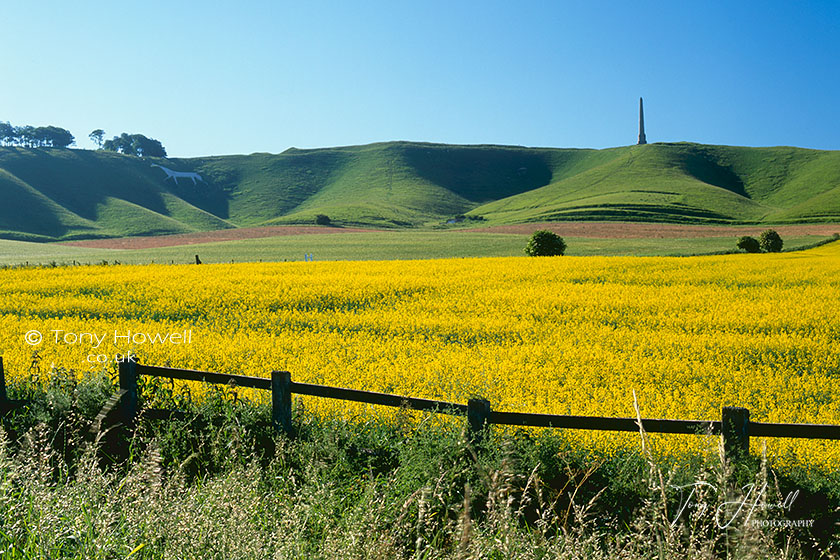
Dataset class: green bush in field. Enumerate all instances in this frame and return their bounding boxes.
[737,235,761,253]
[525,230,566,256]
[759,229,783,253]
[315,214,331,226]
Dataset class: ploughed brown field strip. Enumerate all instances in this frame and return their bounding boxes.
[60,222,840,250]
[61,226,384,249]
[463,222,840,239]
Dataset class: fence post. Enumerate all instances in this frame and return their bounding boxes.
[118,360,138,429]
[467,398,491,444]
[272,370,294,437]
[721,406,750,462]
[0,356,6,404]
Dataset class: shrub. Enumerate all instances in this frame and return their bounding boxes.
[315,214,331,226]
[759,229,783,253]
[736,236,761,253]
[525,230,566,256]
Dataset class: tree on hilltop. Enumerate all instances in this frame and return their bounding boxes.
[102,133,131,153]
[16,125,35,147]
[89,129,105,149]
[0,122,74,148]
[0,122,14,145]
[34,126,75,148]
[103,132,166,157]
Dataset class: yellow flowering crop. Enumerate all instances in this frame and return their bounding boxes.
[1,243,839,468]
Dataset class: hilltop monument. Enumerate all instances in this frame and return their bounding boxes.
[638,97,647,145]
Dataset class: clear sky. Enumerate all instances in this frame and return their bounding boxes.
[1,1,838,157]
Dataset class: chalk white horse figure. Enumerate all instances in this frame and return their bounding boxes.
[151,164,204,185]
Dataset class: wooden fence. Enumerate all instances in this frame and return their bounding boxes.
[110,362,840,461]
[0,358,25,415]
[2,357,840,462]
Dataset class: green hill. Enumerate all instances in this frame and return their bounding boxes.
[1,141,839,241]
[472,143,840,225]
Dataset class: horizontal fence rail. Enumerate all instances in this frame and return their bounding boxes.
[488,411,720,435]
[750,421,840,440]
[137,364,272,390]
[291,380,469,415]
[2,358,840,463]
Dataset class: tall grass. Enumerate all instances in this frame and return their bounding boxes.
[0,369,836,558]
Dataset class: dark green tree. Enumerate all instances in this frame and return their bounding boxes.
[0,122,71,147]
[55,127,75,148]
[89,129,105,148]
[759,230,783,253]
[104,133,126,154]
[32,127,50,147]
[525,230,566,256]
[0,121,13,145]
[112,133,134,154]
[16,125,35,147]
[736,236,760,253]
[33,126,74,148]
[102,132,166,157]
[315,214,331,226]
[130,134,166,157]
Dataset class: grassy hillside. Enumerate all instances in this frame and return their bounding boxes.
[471,143,840,224]
[0,148,233,241]
[1,141,839,241]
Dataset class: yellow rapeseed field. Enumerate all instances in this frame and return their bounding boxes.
[1,243,840,468]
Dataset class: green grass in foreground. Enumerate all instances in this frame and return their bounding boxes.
[0,232,835,266]
[0,368,838,559]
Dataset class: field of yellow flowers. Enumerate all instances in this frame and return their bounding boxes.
[2,243,840,468]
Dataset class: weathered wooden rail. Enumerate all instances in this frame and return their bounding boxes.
[2,357,840,462]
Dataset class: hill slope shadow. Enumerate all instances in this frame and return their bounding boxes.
[664,143,748,197]
[400,144,554,203]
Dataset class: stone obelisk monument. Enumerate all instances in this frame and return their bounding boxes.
[638,97,647,145]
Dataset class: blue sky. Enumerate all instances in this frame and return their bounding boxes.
[1,1,838,157]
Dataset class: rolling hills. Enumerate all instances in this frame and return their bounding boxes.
[1,141,839,241]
